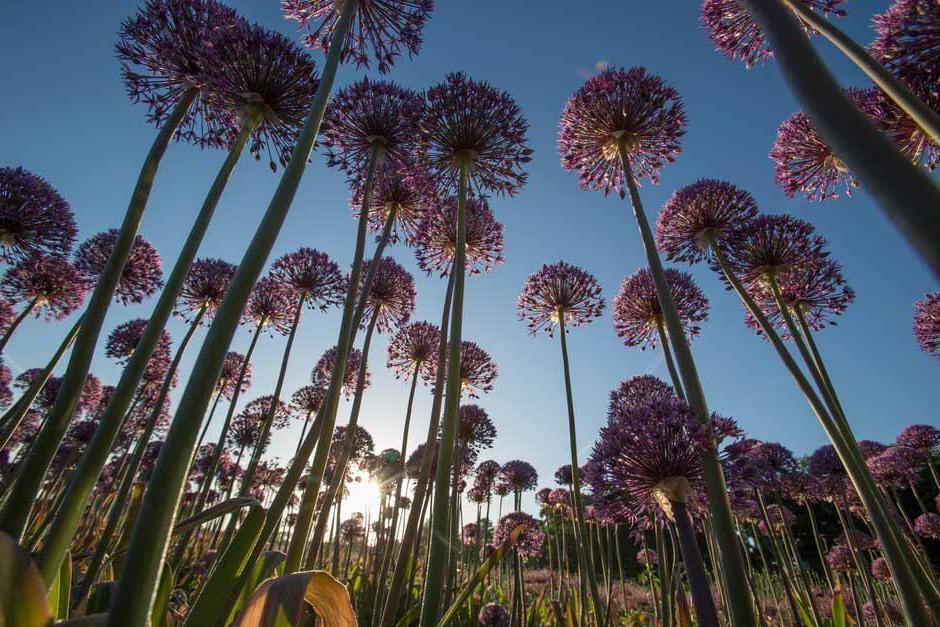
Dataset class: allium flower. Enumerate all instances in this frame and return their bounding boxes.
[319,78,423,178]
[104,318,173,384]
[701,0,847,69]
[386,321,440,380]
[217,351,251,399]
[456,404,497,455]
[871,557,892,581]
[461,522,479,545]
[500,460,538,494]
[405,442,434,480]
[176,257,237,322]
[2,255,87,320]
[282,0,433,74]
[725,214,825,287]
[414,195,504,277]
[871,0,940,85]
[559,67,685,194]
[612,267,708,349]
[355,167,431,245]
[555,465,572,486]
[478,602,511,627]
[808,444,844,476]
[0,167,77,263]
[744,257,854,336]
[864,601,903,625]
[244,276,294,334]
[897,424,940,452]
[228,395,293,449]
[340,513,365,542]
[637,548,658,567]
[760,504,796,533]
[204,22,320,171]
[517,261,605,336]
[422,72,531,196]
[492,511,545,558]
[291,385,325,415]
[836,528,877,551]
[826,544,856,571]
[656,179,760,264]
[312,346,370,397]
[858,440,889,461]
[115,0,241,146]
[75,230,164,305]
[608,376,677,418]
[360,257,416,333]
[0,360,11,409]
[476,459,502,486]
[454,341,497,397]
[589,397,710,520]
[877,80,940,171]
[0,300,13,337]
[867,446,920,488]
[270,248,346,311]
[914,292,940,358]
[770,88,883,201]
[330,425,375,467]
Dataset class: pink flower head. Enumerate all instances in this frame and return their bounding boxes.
[725,214,826,287]
[613,267,708,349]
[450,341,497,397]
[105,318,173,384]
[492,511,545,558]
[871,0,940,86]
[914,292,940,358]
[554,464,572,486]
[270,247,346,310]
[826,544,856,571]
[456,404,497,455]
[216,351,251,399]
[415,194,504,277]
[75,230,164,305]
[422,72,531,196]
[559,67,685,194]
[478,602,510,627]
[656,179,759,264]
[0,359,11,409]
[282,0,433,74]
[359,256,416,333]
[291,384,325,415]
[354,165,432,245]
[499,460,538,493]
[608,376,677,419]
[244,275,295,335]
[871,557,891,581]
[176,257,236,322]
[915,512,940,538]
[867,445,921,488]
[2,255,87,320]
[228,394,293,448]
[312,345,370,398]
[0,300,13,337]
[517,261,605,336]
[897,424,940,452]
[0,167,77,263]
[386,320,440,380]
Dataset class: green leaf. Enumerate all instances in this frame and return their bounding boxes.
[230,570,355,627]
[47,551,71,620]
[0,531,53,627]
[227,551,287,625]
[832,585,848,627]
[149,561,174,627]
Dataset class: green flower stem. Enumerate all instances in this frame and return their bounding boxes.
[557,316,606,620]
[781,0,940,146]
[380,270,455,627]
[304,311,379,569]
[0,316,81,450]
[194,388,225,460]
[72,309,204,605]
[618,147,755,627]
[373,365,421,621]
[710,241,933,624]
[0,296,38,354]
[655,317,686,400]
[39,111,261,586]
[805,501,834,592]
[283,141,379,575]
[293,409,316,457]
[419,161,471,627]
[793,307,845,419]
[105,4,357,615]
[736,0,940,278]
[832,503,884,627]
[0,90,197,543]
[671,500,719,627]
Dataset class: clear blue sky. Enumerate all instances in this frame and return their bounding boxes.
[1,1,937,516]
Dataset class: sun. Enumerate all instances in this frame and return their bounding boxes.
[343,476,384,518]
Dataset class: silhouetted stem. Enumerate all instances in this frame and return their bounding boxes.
[671,500,719,627]
[0,297,37,354]
[655,317,686,400]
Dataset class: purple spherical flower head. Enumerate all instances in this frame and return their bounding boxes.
[656,179,760,265]
[897,424,940,451]
[826,544,856,571]
[763,504,796,532]
[518,261,605,337]
[204,21,320,171]
[228,395,293,447]
[319,78,423,178]
[743,257,854,337]
[405,442,434,480]
[0,300,13,337]
[460,522,479,545]
[613,267,709,349]
[2,255,87,320]
[914,292,940,358]
[872,0,940,85]
[105,318,173,383]
[877,78,940,171]
[915,512,940,538]
[115,0,241,146]
[725,214,826,287]
[555,464,572,486]
[492,511,545,558]
[386,321,440,380]
[312,345,370,398]
[701,0,847,69]
[415,195,504,277]
[808,444,844,476]
[867,446,920,488]
[75,230,165,305]
[608,376,677,419]
[858,440,889,461]
[456,341,497,397]
[559,67,685,195]
[0,359,12,409]
[270,247,346,311]
[217,351,251,399]
[637,548,659,567]
[282,0,433,74]
[244,275,295,335]
[500,460,538,494]
[871,556,892,581]
[176,257,237,322]
[456,404,497,455]
[478,602,511,627]
[354,165,432,245]
[422,72,531,196]
[864,601,903,625]
[0,167,77,263]
[476,459,501,486]
[291,384,325,415]
[330,424,375,466]
[360,256,416,334]
[771,88,883,201]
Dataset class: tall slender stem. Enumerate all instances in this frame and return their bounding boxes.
[671,500,719,627]
[655,317,686,400]
[0,90,197,543]
[0,297,38,354]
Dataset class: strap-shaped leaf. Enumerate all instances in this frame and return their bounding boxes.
[0,531,53,627]
[231,570,355,627]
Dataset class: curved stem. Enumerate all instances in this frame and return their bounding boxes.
[736,0,940,278]
[655,317,686,400]
[619,148,754,626]
[671,500,719,627]
[419,161,470,627]
[0,297,38,354]
[0,89,197,543]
